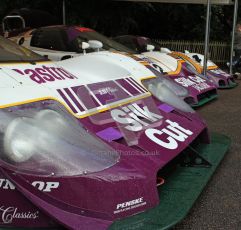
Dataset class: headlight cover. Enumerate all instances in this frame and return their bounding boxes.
[0,101,119,176]
[161,77,188,97]
[142,77,194,113]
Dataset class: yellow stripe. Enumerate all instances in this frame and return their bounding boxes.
[0,93,151,119]
[140,75,156,81]
[167,60,184,75]
[0,60,53,66]
[139,61,149,65]
[171,52,202,73]
[172,52,218,72]
[147,56,184,75]
[207,65,219,70]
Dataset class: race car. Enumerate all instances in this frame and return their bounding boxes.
[114,35,237,89]
[128,52,218,107]
[0,36,230,230]
[171,51,237,89]
[11,25,218,107]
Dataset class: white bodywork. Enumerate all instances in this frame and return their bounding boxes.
[141,51,180,73]
[22,35,180,74]
[0,54,150,117]
[0,49,193,117]
[184,52,217,68]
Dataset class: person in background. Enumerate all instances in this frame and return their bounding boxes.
[234,21,241,58]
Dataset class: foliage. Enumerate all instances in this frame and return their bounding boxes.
[0,0,240,41]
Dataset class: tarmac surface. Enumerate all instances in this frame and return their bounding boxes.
[174,81,241,230]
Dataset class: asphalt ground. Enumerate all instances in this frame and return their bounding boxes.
[174,81,241,230]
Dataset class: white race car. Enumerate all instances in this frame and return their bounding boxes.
[114,35,237,89]
[10,26,219,107]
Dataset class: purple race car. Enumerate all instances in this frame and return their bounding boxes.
[114,35,237,89]
[9,25,218,107]
[0,34,230,230]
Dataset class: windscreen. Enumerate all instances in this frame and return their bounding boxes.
[0,36,46,62]
[0,103,119,177]
[68,28,136,54]
[136,37,162,52]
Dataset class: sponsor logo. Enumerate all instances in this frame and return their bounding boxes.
[210,69,230,78]
[145,119,193,149]
[0,179,59,192]
[111,103,163,132]
[93,87,118,96]
[114,197,146,214]
[13,65,78,84]
[111,103,193,149]
[0,206,39,224]
[175,76,211,92]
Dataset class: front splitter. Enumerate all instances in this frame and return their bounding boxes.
[218,82,238,89]
[0,133,231,230]
[191,94,218,108]
[110,132,231,230]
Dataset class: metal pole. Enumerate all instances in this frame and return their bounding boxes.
[230,0,238,75]
[63,0,66,25]
[203,0,211,77]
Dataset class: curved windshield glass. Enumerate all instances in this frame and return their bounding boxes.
[137,37,162,52]
[0,36,46,62]
[0,104,119,177]
[69,29,136,54]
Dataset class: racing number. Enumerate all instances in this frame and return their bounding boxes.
[151,63,164,73]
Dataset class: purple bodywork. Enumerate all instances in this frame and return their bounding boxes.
[206,68,237,88]
[130,54,217,106]
[167,62,218,104]
[0,77,209,230]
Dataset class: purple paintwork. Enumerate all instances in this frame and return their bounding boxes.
[206,68,236,88]
[158,103,174,113]
[0,67,209,230]
[96,127,123,142]
[130,55,218,106]
[0,90,207,229]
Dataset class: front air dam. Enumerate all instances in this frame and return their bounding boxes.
[110,132,231,230]
[0,133,230,230]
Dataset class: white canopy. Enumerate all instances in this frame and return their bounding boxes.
[62,0,238,74]
[112,0,238,74]
[117,0,234,5]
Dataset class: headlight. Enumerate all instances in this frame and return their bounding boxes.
[162,77,188,97]
[0,102,119,176]
[4,117,36,163]
[143,78,194,113]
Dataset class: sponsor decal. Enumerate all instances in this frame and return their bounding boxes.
[138,57,165,73]
[0,206,39,224]
[114,197,146,214]
[13,65,78,84]
[150,63,164,73]
[111,103,193,149]
[93,87,118,96]
[111,103,163,132]
[57,78,148,115]
[210,69,230,78]
[0,179,59,192]
[174,75,211,92]
[145,119,193,150]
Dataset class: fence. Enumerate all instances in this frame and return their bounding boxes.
[154,39,230,66]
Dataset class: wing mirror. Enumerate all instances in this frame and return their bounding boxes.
[146,44,155,52]
[81,42,90,55]
[88,40,103,52]
[160,48,171,54]
[17,37,25,45]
